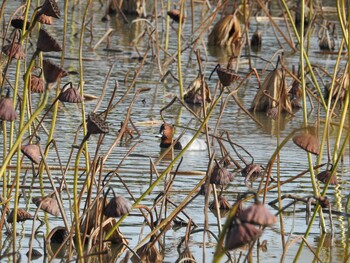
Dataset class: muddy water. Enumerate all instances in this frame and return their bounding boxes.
[1,1,349,262]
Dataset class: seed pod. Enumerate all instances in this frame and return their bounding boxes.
[210,64,240,87]
[37,28,62,52]
[38,0,61,19]
[58,82,83,103]
[87,112,109,135]
[43,59,67,83]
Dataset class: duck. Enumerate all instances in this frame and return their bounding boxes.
[158,123,207,151]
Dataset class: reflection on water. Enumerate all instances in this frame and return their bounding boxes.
[0,1,349,262]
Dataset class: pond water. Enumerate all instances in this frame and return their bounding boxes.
[1,0,349,262]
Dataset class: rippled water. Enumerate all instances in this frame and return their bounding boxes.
[1,1,349,262]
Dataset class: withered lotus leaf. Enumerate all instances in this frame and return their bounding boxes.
[37,28,62,52]
[7,208,33,223]
[32,196,60,216]
[239,203,277,226]
[0,95,17,121]
[216,66,240,86]
[103,195,131,218]
[208,13,241,47]
[21,144,40,164]
[43,59,67,83]
[225,222,262,250]
[317,169,337,185]
[2,43,26,60]
[29,73,45,93]
[184,77,211,105]
[251,65,292,114]
[210,163,234,185]
[210,196,231,211]
[293,127,320,155]
[131,241,163,263]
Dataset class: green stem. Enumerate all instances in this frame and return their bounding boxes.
[73,145,85,260]
[78,0,92,177]
[177,0,185,99]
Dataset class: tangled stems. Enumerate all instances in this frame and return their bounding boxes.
[105,90,224,240]
[0,90,48,175]
[280,0,327,110]
[72,4,94,257]
[293,129,350,262]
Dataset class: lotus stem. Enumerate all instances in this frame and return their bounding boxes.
[0,90,48,178]
[177,0,185,99]
[78,0,93,176]
[73,145,85,260]
[36,0,70,185]
[2,122,7,195]
[165,0,170,51]
[318,40,345,166]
